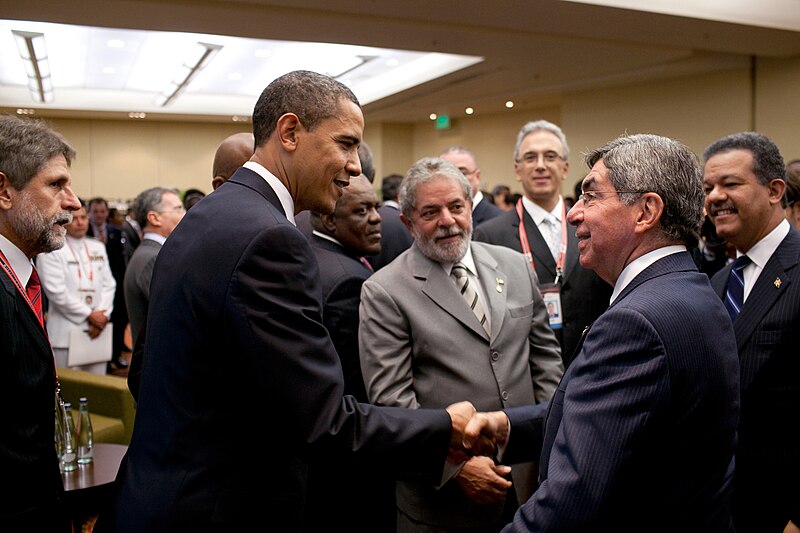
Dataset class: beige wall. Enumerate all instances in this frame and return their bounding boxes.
[45,55,800,202]
[49,118,249,205]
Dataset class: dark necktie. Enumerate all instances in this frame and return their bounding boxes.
[451,262,490,335]
[724,255,751,321]
[26,267,45,328]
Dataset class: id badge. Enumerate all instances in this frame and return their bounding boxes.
[79,288,96,309]
[540,283,563,329]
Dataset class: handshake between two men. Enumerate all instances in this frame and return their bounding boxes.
[445,401,510,465]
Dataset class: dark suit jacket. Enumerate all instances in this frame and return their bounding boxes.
[473,207,611,366]
[367,203,413,271]
[123,238,162,402]
[503,252,740,532]
[120,219,141,265]
[1,266,69,531]
[711,228,800,532]
[112,167,452,532]
[88,222,128,358]
[306,235,395,532]
[472,196,502,227]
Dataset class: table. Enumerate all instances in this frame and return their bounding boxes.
[62,443,128,530]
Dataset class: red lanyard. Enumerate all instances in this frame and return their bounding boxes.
[516,197,568,283]
[66,239,94,284]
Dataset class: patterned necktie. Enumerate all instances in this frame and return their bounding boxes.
[543,216,560,260]
[26,267,45,328]
[451,262,490,335]
[724,255,751,321]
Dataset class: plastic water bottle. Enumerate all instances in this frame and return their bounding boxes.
[60,402,78,472]
[77,397,94,465]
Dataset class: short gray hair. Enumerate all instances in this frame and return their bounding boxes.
[585,134,704,245]
[133,187,180,229]
[399,157,472,219]
[0,115,75,190]
[514,120,569,162]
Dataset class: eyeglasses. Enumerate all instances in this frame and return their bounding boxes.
[517,151,564,165]
[157,205,186,214]
[578,190,644,207]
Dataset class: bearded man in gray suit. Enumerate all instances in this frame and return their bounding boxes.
[359,157,563,532]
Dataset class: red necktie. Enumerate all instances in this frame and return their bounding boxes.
[359,257,374,272]
[26,267,45,328]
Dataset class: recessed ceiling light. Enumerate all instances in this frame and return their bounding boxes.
[128,112,146,118]
[429,113,437,120]
[505,100,514,108]
[102,67,116,75]
[16,108,35,115]
[107,39,125,48]
[231,115,249,122]
[465,107,474,115]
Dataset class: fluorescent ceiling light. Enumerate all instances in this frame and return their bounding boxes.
[156,41,222,107]
[12,30,53,103]
[0,20,483,117]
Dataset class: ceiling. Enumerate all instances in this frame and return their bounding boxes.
[1,0,799,124]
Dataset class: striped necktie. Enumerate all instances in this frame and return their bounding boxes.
[724,255,751,321]
[451,262,490,335]
[26,267,45,328]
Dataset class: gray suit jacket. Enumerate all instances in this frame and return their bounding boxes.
[359,240,563,529]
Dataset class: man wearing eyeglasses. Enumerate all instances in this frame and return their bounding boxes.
[465,133,740,531]
[441,146,502,227]
[123,187,185,401]
[474,120,610,367]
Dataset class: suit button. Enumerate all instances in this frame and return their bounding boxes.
[491,351,499,361]
[501,391,509,401]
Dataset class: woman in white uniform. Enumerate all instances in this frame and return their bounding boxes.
[37,199,116,374]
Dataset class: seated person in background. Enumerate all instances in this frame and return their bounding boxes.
[38,198,116,374]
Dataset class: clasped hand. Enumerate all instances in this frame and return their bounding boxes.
[445,401,510,465]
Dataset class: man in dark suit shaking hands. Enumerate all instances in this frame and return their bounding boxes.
[466,134,741,532]
[704,132,800,533]
[111,70,493,533]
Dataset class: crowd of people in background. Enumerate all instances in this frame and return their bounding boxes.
[2,68,799,533]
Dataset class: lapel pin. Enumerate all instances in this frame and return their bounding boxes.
[774,277,782,288]
[496,278,504,293]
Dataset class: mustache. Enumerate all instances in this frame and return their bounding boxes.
[434,227,464,239]
[53,211,73,225]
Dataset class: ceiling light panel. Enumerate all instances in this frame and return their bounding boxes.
[0,19,483,115]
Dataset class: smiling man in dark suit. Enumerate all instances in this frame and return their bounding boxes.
[0,114,81,531]
[704,132,800,533]
[111,70,494,533]
[466,133,741,532]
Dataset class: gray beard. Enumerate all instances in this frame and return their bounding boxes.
[414,225,472,264]
[9,194,72,255]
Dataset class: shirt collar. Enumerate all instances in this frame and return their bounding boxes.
[471,190,484,211]
[143,232,167,245]
[383,200,400,210]
[522,195,563,225]
[0,233,33,285]
[611,245,686,304]
[312,230,342,247]
[736,219,790,269]
[243,161,296,225]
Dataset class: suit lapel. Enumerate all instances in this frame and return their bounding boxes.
[734,231,799,349]
[473,243,506,338]
[1,272,52,358]
[412,245,490,340]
